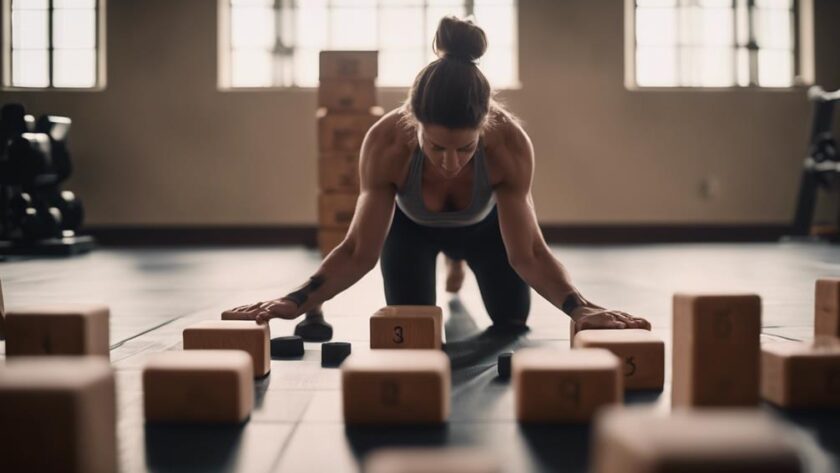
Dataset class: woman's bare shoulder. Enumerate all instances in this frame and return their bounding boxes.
[361,108,417,184]
[483,107,534,184]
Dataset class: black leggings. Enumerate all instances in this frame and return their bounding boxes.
[380,205,531,326]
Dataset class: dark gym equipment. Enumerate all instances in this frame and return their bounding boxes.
[270,335,305,358]
[294,308,334,342]
[321,341,351,367]
[791,86,840,238]
[497,352,512,379]
[0,102,94,256]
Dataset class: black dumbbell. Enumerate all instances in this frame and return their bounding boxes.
[8,134,53,185]
[294,308,333,342]
[46,190,83,231]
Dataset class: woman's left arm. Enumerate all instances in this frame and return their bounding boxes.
[492,125,650,331]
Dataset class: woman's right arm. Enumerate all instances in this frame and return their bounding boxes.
[231,120,400,322]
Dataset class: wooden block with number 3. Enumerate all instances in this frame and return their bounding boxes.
[370,305,442,349]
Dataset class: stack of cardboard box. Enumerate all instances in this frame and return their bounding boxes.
[317,51,383,257]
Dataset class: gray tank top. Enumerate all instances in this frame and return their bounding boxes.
[395,145,496,228]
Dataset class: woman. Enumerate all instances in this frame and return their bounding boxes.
[231,17,651,333]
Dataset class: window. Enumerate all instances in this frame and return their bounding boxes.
[630,0,807,88]
[4,0,102,89]
[221,0,518,89]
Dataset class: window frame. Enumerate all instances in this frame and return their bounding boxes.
[1,0,107,91]
[217,0,521,92]
[624,0,815,91]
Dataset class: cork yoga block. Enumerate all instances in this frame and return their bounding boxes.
[319,192,358,228]
[512,348,622,423]
[365,448,500,473]
[220,309,258,321]
[591,407,802,473]
[143,350,254,423]
[319,153,360,193]
[370,305,443,349]
[0,357,116,473]
[815,278,840,338]
[342,349,450,425]
[317,109,382,153]
[573,329,664,391]
[182,320,271,377]
[318,79,376,113]
[761,337,840,408]
[672,293,761,407]
[319,50,378,80]
[5,304,110,357]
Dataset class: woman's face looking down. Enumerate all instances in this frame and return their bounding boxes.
[418,123,481,180]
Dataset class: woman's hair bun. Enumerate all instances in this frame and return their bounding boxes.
[433,16,487,63]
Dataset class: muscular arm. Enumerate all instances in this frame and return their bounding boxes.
[492,122,649,329]
[234,118,400,322]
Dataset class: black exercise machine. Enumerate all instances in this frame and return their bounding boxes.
[791,86,840,238]
[0,103,95,256]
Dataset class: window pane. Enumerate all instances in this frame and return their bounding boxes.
[53,49,96,87]
[479,48,516,88]
[636,7,678,46]
[53,8,96,49]
[754,8,793,50]
[328,7,377,49]
[231,49,273,87]
[12,50,49,87]
[755,0,792,9]
[54,0,96,8]
[758,49,792,87]
[679,6,733,47]
[691,47,735,86]
[380,7,424,48]
[735,0,749,45]
[11,0,48,9]
[473,4,515,46]
[12,9,49,49]
[636,47,678,86]
[296,2,328,49]
[294,48,319,87]
[736,47,750,86]
[379,48,424,87]
[636,0,677,6]
[231,6,275,48]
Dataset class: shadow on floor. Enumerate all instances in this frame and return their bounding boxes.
[144,423,245,472]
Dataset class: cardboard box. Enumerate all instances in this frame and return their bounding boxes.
[143,350,253,423]
[319,50,378,80]
[319,192,358,228]
[5,304,110,357]
[592,407,802,473]
[512,348,622,423]
[319,153,360,193]
[761,337,840,408]
[672,293,761,407]
[370,305,443,350]
[815,278,840,338]
[318,227,348,257]
[342,349,450,424]
[573,329,664,390]
[182,320,271,377]
[317,109,382,153]
[318,78,376,112]
[0,357,116,473]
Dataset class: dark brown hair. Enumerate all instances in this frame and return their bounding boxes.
[404,16,494,130]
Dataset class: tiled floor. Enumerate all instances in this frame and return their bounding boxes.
[1,242,839,472]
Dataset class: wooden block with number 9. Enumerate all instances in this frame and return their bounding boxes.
[342,349,450,424]
[370,305,442,349]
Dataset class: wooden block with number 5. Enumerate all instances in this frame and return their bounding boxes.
[342,349,450,424]
[370,305,442,349]
[573,329,664,390]
[513,348,622,423]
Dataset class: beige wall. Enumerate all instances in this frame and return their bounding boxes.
[2,0,839,226]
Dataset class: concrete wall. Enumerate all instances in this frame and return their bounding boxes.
[2,0,839,226]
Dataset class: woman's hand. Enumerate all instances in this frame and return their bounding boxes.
[571,305,651,332]
[228,298,301,324]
